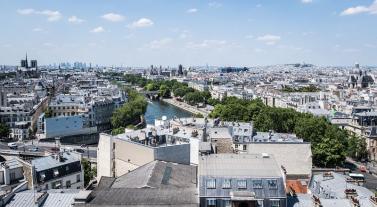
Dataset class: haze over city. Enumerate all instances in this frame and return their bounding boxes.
[3,1,377,207]
[1,0,377,66]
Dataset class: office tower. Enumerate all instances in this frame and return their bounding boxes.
[178,64,183,76]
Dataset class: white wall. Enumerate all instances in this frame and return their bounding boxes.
[42,172,84,190]
[97,133,113,180]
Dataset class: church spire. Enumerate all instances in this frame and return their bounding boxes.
[25,52,29,68]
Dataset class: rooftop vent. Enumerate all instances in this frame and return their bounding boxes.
[262,153,269,158]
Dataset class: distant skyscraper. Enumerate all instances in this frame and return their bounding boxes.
[355,62,360,69]
[178,64,183,76]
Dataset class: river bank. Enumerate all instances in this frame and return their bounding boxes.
[161,98,211,117]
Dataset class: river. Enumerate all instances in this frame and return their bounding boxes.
[144,100,193,124]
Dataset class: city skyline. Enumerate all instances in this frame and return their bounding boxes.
[0,0,377,67]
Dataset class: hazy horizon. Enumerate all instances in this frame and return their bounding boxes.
[1,0,377,66]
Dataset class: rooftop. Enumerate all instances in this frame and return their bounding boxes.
[199,153,282,178]
[32,152,81,172]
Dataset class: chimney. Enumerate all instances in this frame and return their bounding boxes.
[350,196,360,207]
[312,195,322,207]
[35,192,49,207]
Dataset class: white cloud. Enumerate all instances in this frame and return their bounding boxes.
[39,10,62,21]
[129,18,154,28]
[341,1,377,16]
[245,35,254,39]
[101,13,125,22]
[43,42,55,47]
[186,39,227,49]
[256,34,281,45]
[364,43,377,48]
[17,8,35,15]
[68,16,85,24]
[186,8,198,13]
[343,48,360,53]
[91,26,105,33]
[17,8,62,21]
[145,38,173,49]
[32,28,44,32]
[179,30,191,39]
[301,0,313,4]
[208,2,222,8]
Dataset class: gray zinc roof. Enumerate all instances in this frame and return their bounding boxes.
[32,152,81,172]
[199,154,282,178]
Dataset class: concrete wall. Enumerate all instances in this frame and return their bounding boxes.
[97,133,113,180]
[114,139,154,173]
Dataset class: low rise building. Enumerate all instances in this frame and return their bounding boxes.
[199,154,287,207]
[97,132,191,180]
[21,151,84,190]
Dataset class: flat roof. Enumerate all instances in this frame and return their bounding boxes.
[199,154,282,178]
[32,152,81,172]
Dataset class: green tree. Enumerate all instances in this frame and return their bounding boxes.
[0,123,10,139]
[159,84,171,98]
[348,135,368,161]
[112,127,125,135]
[44,108,53,118]
[184,91,204,105]
[173,88,186,97]
[82,158,96,186]
[111,89,148,128]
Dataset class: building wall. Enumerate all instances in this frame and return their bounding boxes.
[41,172,83,190]
[114,139,155,171]
[44,115,97,138]
[97,133,114,180]
[114,159,139,177]
[154,143,191,165]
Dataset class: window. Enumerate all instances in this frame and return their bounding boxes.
[267,179,278,189]
[52,180,62,189]
[224,199,231,207]
[45,184,49,190]
[53,169,59,177]
[66,180,71,188]
[252,179,263,189]
[10,172,15,180]
[222,179,231,189]
[271,200,280,207]
[77,174,81,182]
[235,144,239,148]
[207,199,216,207]
[243,145,247,150]
[206,178,216,189]
[40,172,46,181]
[237,179,247,189]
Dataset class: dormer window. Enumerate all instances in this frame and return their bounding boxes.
[237,179,247,189]
[40,172,46,181]
[267,179,278,189]
[53,169,59,177]
[206,178,216,189]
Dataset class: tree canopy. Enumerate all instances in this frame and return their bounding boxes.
[0,123,10,139]
[209,97,350,167]
[111,88,148,129]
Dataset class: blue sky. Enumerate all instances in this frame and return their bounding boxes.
[0,0,376,67]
